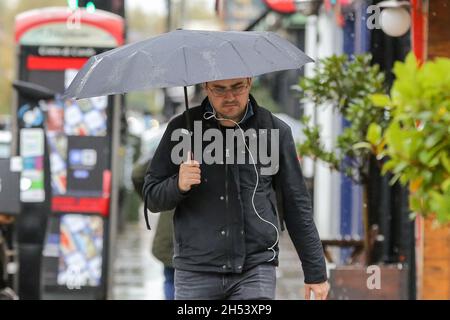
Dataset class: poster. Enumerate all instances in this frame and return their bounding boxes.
[47,133,67,195]
[44,100,68,195]
[67,136,108,196]
[64,70,108,137]
[64,98,108,136]
[44,98,109,196]
[18,103,44,128]
[45,99,64,132]
[57,214,104,288]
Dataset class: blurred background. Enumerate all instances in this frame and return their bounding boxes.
[0,0,449,300]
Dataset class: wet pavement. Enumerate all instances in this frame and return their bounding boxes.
[112,213,164,300]
[112,211,306,300]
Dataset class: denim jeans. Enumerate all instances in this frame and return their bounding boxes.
[164,266,175,300]
[174,263,276,300]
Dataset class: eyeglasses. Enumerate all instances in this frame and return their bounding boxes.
[206,83,249,97]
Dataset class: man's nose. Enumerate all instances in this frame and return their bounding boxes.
[223,89,234,99]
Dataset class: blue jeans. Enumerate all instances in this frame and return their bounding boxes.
[164,266,175,300]
[174,263,276,300]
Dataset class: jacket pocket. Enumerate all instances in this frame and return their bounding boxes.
[269,193,282,224]
[173,208,182,248]
[251,194,279,241]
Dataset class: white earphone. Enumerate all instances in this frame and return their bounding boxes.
[203,100,279,262]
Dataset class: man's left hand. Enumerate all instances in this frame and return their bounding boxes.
[304,281,330,300]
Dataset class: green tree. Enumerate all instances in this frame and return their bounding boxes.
[298,54,388,184]
[369,53,450,223]
[297,54,390,263]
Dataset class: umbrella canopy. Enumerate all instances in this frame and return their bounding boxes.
[13,80,56,101]
[64,29,313,100]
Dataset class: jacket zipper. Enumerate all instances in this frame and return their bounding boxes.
[225,163,229,209]
[220,121,232,271]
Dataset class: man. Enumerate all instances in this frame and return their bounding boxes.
[144,77,329,300]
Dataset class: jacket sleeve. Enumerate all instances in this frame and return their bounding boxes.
[277,128,328,284]
[143,118,190,213]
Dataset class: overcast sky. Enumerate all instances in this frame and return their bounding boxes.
[126,0,167,15]
[126,0,216,16]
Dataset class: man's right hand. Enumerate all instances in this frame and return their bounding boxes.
[178,153,201,192]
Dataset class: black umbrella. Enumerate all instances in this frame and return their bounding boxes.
[13,80,56,101]
[64,29,313,132]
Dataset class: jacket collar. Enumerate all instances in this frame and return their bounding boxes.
[200,94,260,125]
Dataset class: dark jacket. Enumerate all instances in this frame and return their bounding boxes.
[144,95,327,284]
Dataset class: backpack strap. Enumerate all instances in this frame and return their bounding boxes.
[143,179,151,230]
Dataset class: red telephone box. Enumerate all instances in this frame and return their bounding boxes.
[14,7,124,299]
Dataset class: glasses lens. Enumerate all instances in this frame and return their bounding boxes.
[232,85,246,95]
[209,84,248,97]
[214,88,226,96]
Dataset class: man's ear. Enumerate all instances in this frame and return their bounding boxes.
[247,77,253,87]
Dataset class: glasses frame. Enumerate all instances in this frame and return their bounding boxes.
[205,79,251,97]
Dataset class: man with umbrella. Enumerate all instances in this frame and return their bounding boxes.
[65,30,329,300]
[143,76,329,300]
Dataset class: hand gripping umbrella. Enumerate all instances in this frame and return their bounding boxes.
[64,29,313,133]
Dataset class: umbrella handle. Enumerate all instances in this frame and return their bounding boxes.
[184,87,198,189]
[183,86,192,131]
[183,86,194,160]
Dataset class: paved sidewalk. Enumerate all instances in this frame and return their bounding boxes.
[112,214,306,300]
[112,214,164,300]
[276,231,306,300]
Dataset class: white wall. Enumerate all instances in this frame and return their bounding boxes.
[304,7,343,240]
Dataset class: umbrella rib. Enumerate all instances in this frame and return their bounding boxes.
[259,35,296,64]
[250,42,276,68]
[75,56,104,98]
[182,46,189,85]
[223,40,253,76]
